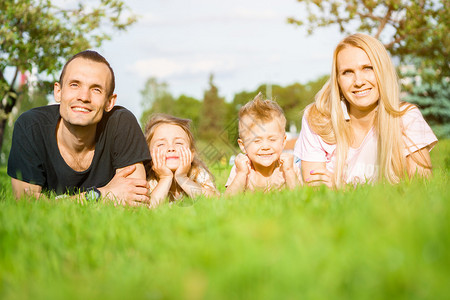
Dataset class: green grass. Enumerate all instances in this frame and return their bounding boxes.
[1,141,449,300]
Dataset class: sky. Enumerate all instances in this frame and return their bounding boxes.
[91,0,346,119]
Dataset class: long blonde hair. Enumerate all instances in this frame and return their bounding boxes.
[307,33,413,185]
[144,113,215,183]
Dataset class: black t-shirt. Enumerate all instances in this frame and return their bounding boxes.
[7,104,151,195]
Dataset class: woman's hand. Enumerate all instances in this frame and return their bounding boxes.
[305,168,335,188]
[151,148,173,179]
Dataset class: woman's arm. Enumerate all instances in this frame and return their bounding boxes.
[406,147,432,178]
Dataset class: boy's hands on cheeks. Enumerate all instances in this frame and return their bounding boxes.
[225,153,250,195]
[279,153,301,189]
[151,148,173,179]
[234,153,251,175]
[279,153,294,173]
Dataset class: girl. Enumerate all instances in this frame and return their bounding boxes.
[145,114,218,207]
[294,33,437,188]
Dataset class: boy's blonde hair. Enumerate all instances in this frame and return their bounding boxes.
[144,113,215,182]
[238,92,286,137]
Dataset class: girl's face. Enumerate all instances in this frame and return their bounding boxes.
[150,124,191,171]
[337,46,380,116]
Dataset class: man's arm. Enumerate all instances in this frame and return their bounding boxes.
[11,178,42,199]
[116,162,146,179]
[11,162,149,205]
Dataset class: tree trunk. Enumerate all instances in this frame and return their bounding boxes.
[0,116,6,153]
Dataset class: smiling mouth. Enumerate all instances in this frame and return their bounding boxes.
[166,157,179,160]
[353,88,371,96]
[72,106,91,113]
[258,154,274,158]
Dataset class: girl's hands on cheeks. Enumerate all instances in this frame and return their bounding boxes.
[175,146,193,178]
[151,148,173,179]
[305,168,335,188]
[235,153,251,175]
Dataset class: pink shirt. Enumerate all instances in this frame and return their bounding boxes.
[294,107,438,184]
[225,161,302,192]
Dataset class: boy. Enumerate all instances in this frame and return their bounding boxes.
[225,93,302,195]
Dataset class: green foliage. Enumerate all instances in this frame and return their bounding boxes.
[0,140,449,299]
[139,78,203,138]
[0,0,136,80]
[173,95,203,133]
[288,0,450,77]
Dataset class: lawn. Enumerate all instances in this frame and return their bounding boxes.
[0,140,449,300]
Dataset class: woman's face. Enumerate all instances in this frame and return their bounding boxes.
[337,46,379,116]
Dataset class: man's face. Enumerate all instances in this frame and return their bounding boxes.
[54,57,116,128]
[238,116,286,169]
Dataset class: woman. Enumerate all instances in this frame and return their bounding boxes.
[294,33,437,188]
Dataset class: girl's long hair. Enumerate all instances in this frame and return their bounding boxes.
[307,33,414,186]
[144,113,215,183]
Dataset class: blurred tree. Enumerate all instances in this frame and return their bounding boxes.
[0,80,50,164]
[287,0,449,77]
[140,77,176,126]
[139,78,203,136]
[0,0,137,154]
[402,66,450,138]
[199,74,226,141]
[172,95,202,135]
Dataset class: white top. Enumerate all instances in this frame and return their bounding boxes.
[294,107,438,184]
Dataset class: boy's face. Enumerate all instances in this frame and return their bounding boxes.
[238,116,286,169]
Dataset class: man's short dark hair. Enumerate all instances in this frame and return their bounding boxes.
[59,50,115,96]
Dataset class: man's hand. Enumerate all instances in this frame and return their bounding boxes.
[99,164,150,206]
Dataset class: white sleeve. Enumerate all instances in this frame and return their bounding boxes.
[402,107,438,155]
[294,113,328,164]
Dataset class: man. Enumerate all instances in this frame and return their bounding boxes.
[8,50,151,205]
